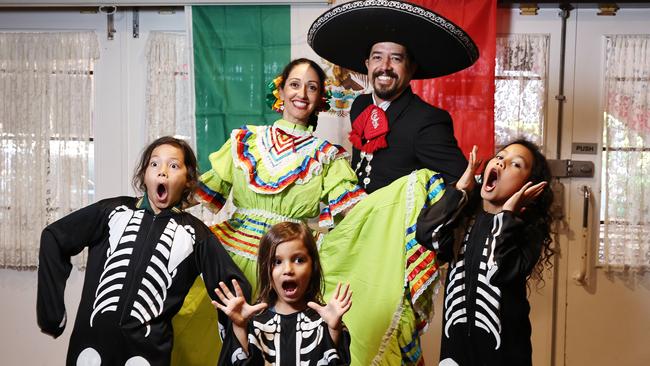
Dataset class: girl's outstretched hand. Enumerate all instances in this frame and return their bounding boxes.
[212,279,267,328]
[503,181,547,214]
[456,145,482,193]
[308,282,352,330]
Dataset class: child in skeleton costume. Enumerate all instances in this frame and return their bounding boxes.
[172,59,364,366]
[37,136,250,366]
[214,222,352,365]
[416,141,554,366]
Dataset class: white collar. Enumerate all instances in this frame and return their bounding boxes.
[372,93,391,111]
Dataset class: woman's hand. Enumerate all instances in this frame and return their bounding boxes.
[212,279,267,328]
[456,145,481,193]
[503,181,547,214]
[308,282,352,331]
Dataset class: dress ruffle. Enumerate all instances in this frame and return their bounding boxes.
[318,185,367,228]
[195,177,228,212]
[232,123,346,194]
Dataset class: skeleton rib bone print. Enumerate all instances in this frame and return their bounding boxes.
[91,206,140,326]
[130,219,195,337]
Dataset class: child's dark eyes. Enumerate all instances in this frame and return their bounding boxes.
[170,163,179,169]
[150,161,158,167]
[294,257,306,264]
[272,258,282,266]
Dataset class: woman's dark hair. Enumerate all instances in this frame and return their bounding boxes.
[278,58,327,130]
[503,139,555,286]
[256,222,324,306]
[132,136,199,206]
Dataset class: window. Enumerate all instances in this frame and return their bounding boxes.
[0,32,97,268]
[599,35,650,269]
[494,34,549,149]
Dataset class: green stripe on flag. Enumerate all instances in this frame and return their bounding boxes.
[192,5,290,171]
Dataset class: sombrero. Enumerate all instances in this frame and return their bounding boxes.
[308,0,479,79]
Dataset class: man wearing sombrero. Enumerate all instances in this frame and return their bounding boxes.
[309,1,479,365]
[309,0,478,194]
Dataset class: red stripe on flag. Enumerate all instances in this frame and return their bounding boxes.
[410,0,497,163]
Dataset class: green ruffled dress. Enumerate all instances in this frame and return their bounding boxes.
[319,169,446,366]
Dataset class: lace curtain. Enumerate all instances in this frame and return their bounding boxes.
[145,32,194,146]
[601,35,650,269]
[144,31,229,224]
[494,34,549,148]
[0,32,98,269]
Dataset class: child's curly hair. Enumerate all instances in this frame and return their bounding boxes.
[132,136,199,206]
[506,139,555,286]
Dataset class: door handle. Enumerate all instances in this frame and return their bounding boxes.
[573,185,591,285]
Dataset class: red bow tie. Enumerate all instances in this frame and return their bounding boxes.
[348,105,389,153]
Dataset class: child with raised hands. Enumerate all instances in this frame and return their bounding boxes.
[416,140,554,366]
[213,222,352,366]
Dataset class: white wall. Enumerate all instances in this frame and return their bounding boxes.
[0,8,186,365]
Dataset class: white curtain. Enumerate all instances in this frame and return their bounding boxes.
[145,31,229,225]
[145,31,194,147]
[0,32,98,269]
[494,34,549,147]
[601,35,650,270]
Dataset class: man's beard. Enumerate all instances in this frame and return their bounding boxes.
[372,70,401,100]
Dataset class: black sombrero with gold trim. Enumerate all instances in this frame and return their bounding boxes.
[308,0,479,79]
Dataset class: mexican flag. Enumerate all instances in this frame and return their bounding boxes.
[189,1,495,172]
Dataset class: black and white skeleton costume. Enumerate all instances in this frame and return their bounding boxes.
[416,188,544,366]
[220,307,351,366]
[37,196,250,366]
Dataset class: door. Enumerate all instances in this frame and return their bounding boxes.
[561,6,650,365]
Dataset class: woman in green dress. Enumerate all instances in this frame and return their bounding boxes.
[171,58,365,365]
[174,56,448,366]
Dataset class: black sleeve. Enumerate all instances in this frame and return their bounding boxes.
[416,188,468,263]
[195,227,252,339]
[218,321,264,366]
[335,325,352,366]
[414,110,467,183]
[490,211,544,286]
[37,199,113,338]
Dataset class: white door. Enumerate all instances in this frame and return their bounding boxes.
[560,6,650,366]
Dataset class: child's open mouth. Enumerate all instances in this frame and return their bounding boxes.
[281,280,299,298]
[156,183,168,201]
[484,168,498,192]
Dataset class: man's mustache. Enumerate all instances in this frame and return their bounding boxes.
[372,70,398,79]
